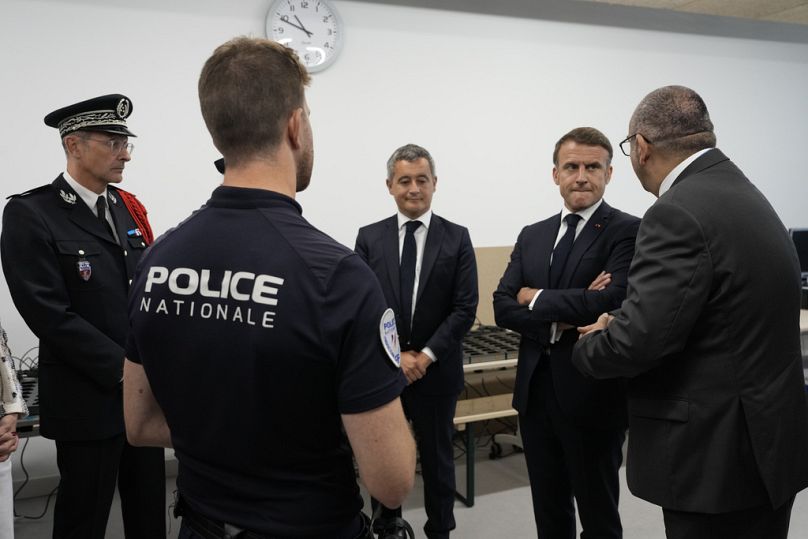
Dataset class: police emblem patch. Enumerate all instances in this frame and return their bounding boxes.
[59,190,77,204]
[77,258,92,281]
[379,308,401,368]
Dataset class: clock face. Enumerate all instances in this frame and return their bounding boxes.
[266,0,343,73]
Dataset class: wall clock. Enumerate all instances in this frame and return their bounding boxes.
[266,0,344,73]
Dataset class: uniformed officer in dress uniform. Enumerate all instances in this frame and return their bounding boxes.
[123,37,416,539]
[0,94,165,538]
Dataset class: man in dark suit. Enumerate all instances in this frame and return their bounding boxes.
[355,144,478,539]
[493,127,640,538]
[573,86,808,539]
[1,94,165,538]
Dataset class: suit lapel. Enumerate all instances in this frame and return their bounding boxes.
[54,176,115,244]
[382,217,402,309]
[107,189,130,246]
[415,215,444,308]
[558,202,612,288]
[538,215,560,288]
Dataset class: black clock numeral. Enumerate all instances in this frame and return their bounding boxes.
[327,28,333,35]
[276,26,284,34]
[322,16,330,23]
[324,42,330,48]
[301,1,309,8]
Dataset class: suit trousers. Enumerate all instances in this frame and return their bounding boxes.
[519,363,625,539]
[373,388,458,539]
[53,433,165,539]
[662,495,795,539]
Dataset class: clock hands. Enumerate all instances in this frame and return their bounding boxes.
[279,15,313,38]
[293,15,314,36]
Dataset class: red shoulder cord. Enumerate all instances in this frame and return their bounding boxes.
[116,189,154,245]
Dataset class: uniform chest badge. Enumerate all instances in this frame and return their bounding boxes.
[127,228,142,237]
[59,190,76,204]
[77,258,92,281]
[379,308,401,368]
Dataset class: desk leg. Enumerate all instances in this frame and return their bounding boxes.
[454,423,475,507]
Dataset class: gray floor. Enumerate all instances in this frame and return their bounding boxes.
[12,440,808,538]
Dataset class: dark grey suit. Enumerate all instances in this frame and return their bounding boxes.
[573,150,808,532]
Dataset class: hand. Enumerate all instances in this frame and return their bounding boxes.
[280,15,313,37]
[0,414,19,460]
[588,271,612,291]
[578,312,614,338]
[400,351,431,385]
[517,287,539,306]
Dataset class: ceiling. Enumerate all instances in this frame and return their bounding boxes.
[579,0,808,25]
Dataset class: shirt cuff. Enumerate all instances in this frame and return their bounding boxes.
[422,347,437,363]
[528,289,543,310]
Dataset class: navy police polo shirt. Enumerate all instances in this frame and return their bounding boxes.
[126,186,406,536]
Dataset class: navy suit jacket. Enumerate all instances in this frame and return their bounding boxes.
[1,174,149,440]
[355,214,478,396]
[494,200,639,427]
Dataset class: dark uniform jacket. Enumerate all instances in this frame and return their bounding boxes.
[1,174,148,440]
[573,149,808,512]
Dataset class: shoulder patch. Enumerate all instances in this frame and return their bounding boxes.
[6,184,50,200]
[379,308,401,368]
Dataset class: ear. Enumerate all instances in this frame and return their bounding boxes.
[636,135,651,166]
[605,164,613,185]
[287,108,305,150]
[432,176,438,190]
[552,166,560,186]
[64,135,82,158]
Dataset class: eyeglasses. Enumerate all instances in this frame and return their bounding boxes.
[619,133,645,157]
[619,130,709,157]
[82,137,135,156]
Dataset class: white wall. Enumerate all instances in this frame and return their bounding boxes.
[2,0,808,493]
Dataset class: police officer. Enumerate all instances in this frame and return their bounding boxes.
[0,94,165,538]
[123,37,416,539]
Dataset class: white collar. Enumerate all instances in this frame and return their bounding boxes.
[560,197,602,224]
[658,148,712,197]
[397,209,433,230]
[63,171,108,211]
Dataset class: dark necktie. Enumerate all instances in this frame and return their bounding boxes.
[549,213,582,288]
[399,220,422,340]
[96,195,115,240]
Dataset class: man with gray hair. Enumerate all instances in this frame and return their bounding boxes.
[573,85,808,538]
[356,144,478,539]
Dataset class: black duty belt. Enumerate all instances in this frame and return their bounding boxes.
[175,496,372,539]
